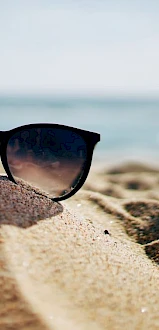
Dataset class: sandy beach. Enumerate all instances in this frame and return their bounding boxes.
[1,160,159,330]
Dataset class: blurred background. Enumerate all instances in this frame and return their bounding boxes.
[0,0,159,163]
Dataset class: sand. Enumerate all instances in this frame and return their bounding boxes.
[1,160,159,330]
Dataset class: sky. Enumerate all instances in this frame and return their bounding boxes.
[0,0,159,96]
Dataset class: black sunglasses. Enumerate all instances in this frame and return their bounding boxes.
[0,123,100,201]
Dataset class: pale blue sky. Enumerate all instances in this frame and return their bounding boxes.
[0,0,159,96]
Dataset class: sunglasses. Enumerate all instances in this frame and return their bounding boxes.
[0,123,100,201]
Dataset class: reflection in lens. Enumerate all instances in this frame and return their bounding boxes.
[6,127,87,198]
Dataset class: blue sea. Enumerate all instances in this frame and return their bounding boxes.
[1,95,159,163]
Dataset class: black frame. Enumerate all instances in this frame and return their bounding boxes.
[0,123,100,201]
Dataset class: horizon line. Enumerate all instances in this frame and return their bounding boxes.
[0,92,159,101]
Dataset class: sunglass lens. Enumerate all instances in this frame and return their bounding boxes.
[6,127,87,198]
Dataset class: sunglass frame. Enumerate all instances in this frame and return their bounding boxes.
[0,123,100,201]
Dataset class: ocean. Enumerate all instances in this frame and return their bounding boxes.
[1,95,159,163]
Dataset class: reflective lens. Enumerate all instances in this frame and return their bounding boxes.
[6,127,87,198]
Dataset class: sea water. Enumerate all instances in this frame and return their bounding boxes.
[0,95,159,163]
